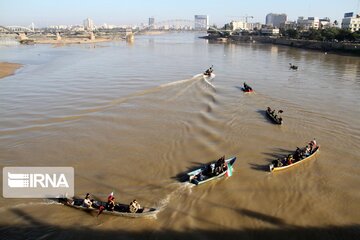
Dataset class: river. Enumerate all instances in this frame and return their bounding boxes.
[0,32,359,239]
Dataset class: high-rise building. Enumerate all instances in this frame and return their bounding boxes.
[194,15,209,30]
[149,17,155,29]
[265,13,287,28]
[83,18,94,31]
[341,12,360,32]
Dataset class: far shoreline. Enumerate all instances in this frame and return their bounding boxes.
[0,62,22,79]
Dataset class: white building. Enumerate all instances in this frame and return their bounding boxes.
[341,12,360,32]
[83,18,94,31]
[229,21,261,31]
[261,27,280,35]
[266,13,287,28]
[194,15,209,30]
[230,21,247,31]
[297,17,320,30]
[319,18,332,29]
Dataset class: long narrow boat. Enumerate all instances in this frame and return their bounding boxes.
[59,198,159,218]
[266,109,283,124]
[241,87,254,93]
[187,156,236,185]
[269,146,320,172]
[241,83,254,93]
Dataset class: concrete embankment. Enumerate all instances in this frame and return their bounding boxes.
[229,36,360,55]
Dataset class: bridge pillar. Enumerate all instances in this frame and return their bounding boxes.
[56,32,61,41]
[125,28,134,42]
[89,32,95,40]
[18,33,28,41]
[126,33,134,42]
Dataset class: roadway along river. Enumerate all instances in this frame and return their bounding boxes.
[0,32,359,239]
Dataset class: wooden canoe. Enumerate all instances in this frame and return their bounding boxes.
[269,146,320,172]
[266,109,283,124]
[59,198,159,218]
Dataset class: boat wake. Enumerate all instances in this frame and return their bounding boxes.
[156,182,194,212]
[202,73,216,89]
[0,199,61,213]
[0,73,215,136]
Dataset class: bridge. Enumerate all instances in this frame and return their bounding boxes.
[0,23,36,33]
[143,19,204,30]
[135,19,225,35]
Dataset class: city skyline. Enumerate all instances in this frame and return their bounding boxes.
[0,0,359,27]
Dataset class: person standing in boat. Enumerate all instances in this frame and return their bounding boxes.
[204,65,213,76]
[106,195,115,211]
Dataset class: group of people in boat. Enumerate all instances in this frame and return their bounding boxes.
[272,139,317,167]
[243,82,253,92]
[81,193,141,214]
[267,107,283,123]
[194,155,228,182]
[204,65,213,76]
[289,63,298,70]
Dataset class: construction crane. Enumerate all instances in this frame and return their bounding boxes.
[227,15,254,23]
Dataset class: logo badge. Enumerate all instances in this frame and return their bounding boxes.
[3,167,74,198]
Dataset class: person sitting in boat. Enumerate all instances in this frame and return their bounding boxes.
[267,107,271,112]
[204,66,213,76]
[243,82,252,91]
[129,199,141,213]
[294,147,301,162]
[222,162,228,172]
[309,138,317,150]
[106,196,115,211]
[83,193,93,208]
[286,154,294,165]
[195,172,205,181]
[272,158,283,167]
[278,117,283,123]
[304,145,311,157]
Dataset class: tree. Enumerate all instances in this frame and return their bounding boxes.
[321,27,339,41]
[285,29,299,39]
[336,29,353,41]
[307,29,322,40]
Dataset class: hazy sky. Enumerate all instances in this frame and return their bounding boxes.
[0,0,359,27]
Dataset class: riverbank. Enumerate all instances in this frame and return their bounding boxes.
[202,35,360,55]
[253,36,360,55]
[0,62,22,79]
[34,38,114,44]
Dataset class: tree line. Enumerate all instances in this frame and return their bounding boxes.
[281,27,360,42]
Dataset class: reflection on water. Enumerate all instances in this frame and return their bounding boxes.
[0,32,359,239]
